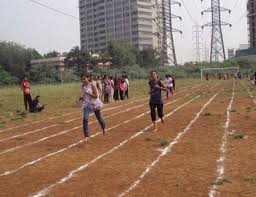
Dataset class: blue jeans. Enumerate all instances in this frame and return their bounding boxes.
[83,106,106,137]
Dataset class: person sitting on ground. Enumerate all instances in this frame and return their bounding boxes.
[30,96,45,113]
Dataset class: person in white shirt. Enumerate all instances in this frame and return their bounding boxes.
[165,74,173,99]
[80,74,106,139]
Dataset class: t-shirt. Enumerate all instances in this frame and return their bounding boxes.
[21,80,31,94]
[148,79,163,104]
[165,77,173,88]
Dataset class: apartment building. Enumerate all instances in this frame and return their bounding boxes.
[79,0,159,53]
[248,0,256,48]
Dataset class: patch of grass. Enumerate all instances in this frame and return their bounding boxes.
[156,137,170,146]
[15,137,25,140]
[213,177,231,185]
[144,136,153,141]
[204,112,211,116]
[230,109,236,113]
[232,133,245,139]
[244,176,256,182]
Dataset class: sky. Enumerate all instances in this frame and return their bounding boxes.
[0,0,248,64]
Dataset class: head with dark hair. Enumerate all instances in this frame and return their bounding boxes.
[150,70,158,80]
[80,74,90,84]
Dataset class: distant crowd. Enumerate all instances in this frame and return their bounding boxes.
[89,75,129,103]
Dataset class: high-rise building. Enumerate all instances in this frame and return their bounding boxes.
[247,0,256,48]
[79,0,160,53]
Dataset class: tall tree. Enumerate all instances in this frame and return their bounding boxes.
[64,46,93,74]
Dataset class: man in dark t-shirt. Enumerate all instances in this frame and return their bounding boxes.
[148,70,166,132]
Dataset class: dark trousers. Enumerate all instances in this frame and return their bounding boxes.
[104,93,109,103]
[120,90,124,100]
[114,87,119,100]
[124,87,129,98]
[23,94,32,110]
[149,103,164,122]
[83,106,106,137]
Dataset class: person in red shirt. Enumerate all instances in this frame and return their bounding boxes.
[20,76,32,111]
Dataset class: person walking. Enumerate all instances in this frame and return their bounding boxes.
[80,74,106,139]
[20,76,32,111]
[148,70,166,132]
[165,74,173,99]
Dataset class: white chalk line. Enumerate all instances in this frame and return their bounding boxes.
[208,83,235,197]
[0,97,148,140]
[0,83,209,178]
[31,88,212,197]
[118,89,222,197]
[0,95,146,134]
[0,91,189,157]
[0,102,146,156]
[241,81,256,104]
[0,84,199,140]
[0,97,182,177]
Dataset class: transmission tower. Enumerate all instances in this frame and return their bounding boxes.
[156,0,182,66]
[201,0,231,62]
[192,24,203,62]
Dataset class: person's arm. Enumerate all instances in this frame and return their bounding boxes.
[84,84,98,99]
[155,80,166,91]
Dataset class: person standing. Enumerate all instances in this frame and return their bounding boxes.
[114,74,120,101]
[148,70,166,131]
[119,77,126,100]
[124,75,129,99]
[80,74,106,139]
[109,76,115,102]
[20,76,32,111]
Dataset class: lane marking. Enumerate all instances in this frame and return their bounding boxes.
[31,88,214,197]
[0,95,146,134]
[208,83,235,197]
[241,81,256,104]
[118,89,222,197]
[0,98,181,177]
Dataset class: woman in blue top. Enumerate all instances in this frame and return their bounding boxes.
[148,70,166,132]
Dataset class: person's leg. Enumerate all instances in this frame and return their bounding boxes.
[83,106,91,138]
[150,103,157,131]
[94,109,106,134]
[157,104,164,124]
[23,94,28,110]
[27,94,33,110]
[120,90,124,100]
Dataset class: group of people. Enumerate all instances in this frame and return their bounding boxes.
[90,75,129,103]
[80,71,175,138]
[20,72,174,140]
[20,76,44,113]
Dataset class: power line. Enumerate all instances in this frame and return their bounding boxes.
[233,10,247,25]
[28,0,79,20]
[180,0,198,25]
[231,0,242,10]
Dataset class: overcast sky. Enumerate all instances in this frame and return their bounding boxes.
[0,0,248,64]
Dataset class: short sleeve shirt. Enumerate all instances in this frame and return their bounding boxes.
[148,79,163,104]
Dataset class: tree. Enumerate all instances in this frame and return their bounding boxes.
[106,39,136,67]
[138,48,160,68]
[44,51,60,58]
[0,41,42,79]
[64,46,93,74]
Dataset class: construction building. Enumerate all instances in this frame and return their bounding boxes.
[247,0,256,48]
[79,0,160,53]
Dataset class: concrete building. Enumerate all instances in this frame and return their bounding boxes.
[247,0,256,48]
[228,48,235,59]
[79,0,160,53]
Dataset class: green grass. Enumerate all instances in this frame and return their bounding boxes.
[244,176,256,182]
[232,133,245,139]
[0,79,204,127]
[213,177,231,185]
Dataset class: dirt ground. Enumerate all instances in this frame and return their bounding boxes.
[0,80,255,197]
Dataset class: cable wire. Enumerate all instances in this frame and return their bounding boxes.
[28,0,79,20]
[180,0,198,25]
